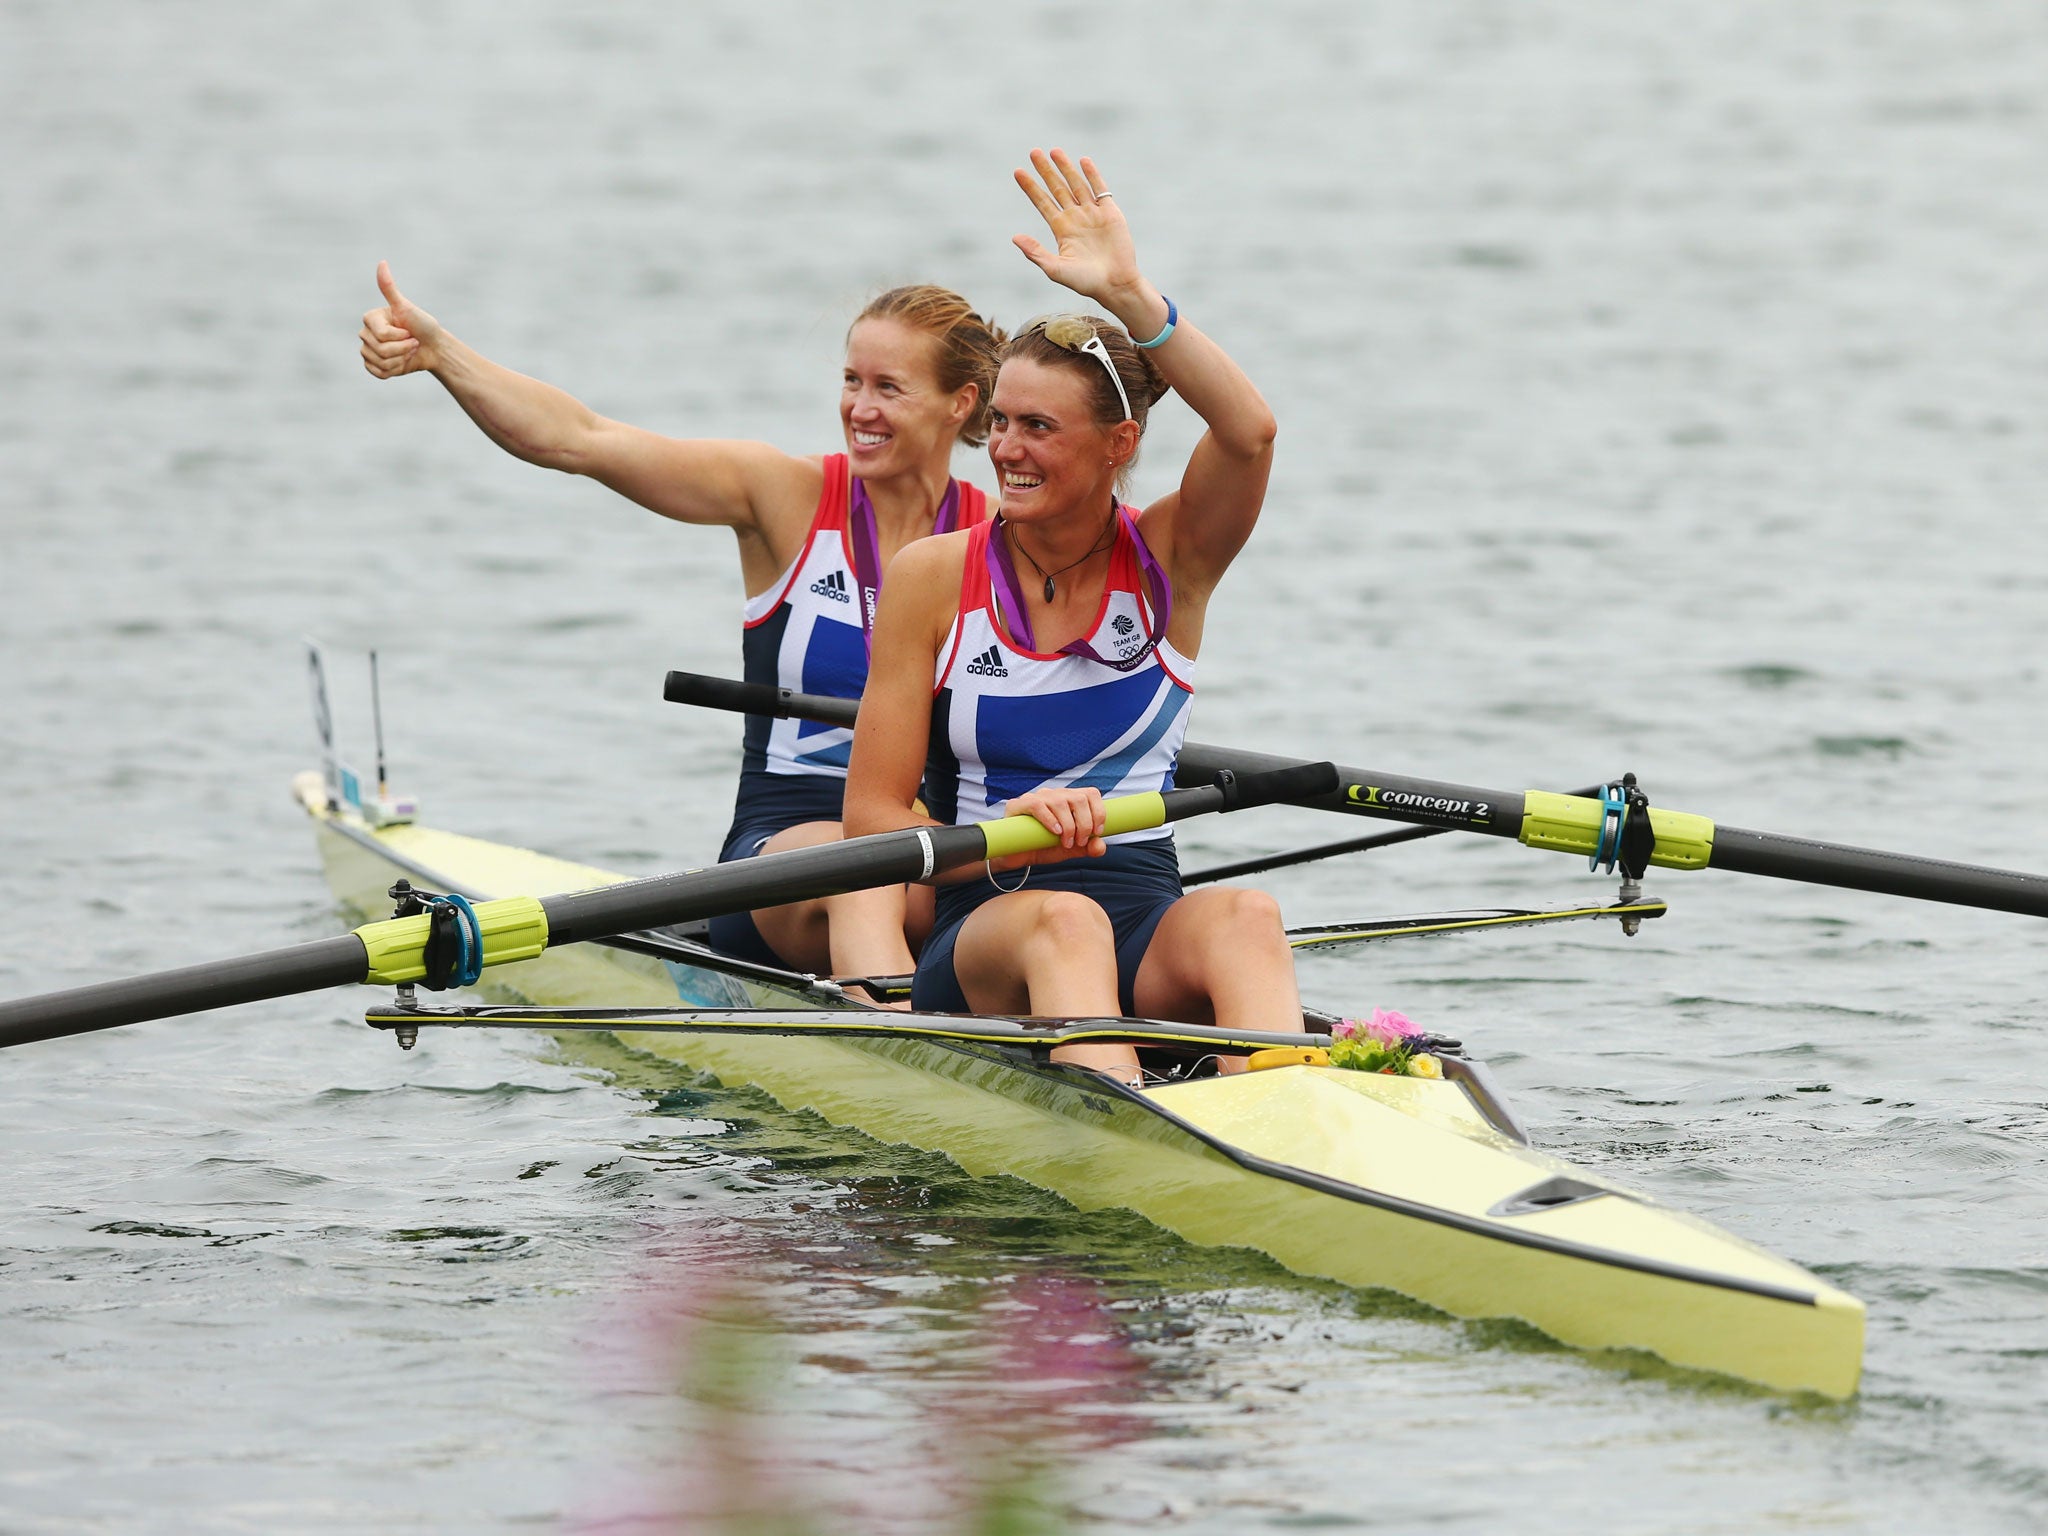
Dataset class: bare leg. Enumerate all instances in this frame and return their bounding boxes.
[747,820,919,1007]
[949,890,1141,1083]
[1132,886,1299,1071]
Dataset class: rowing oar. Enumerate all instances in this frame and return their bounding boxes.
[662,670,2048,919]
[657,671,1578,885]
[0,762,1338,1051]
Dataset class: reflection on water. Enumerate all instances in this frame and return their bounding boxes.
[570,1254,1144,1535]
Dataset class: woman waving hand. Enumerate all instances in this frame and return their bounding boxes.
[846,150,1292,1082]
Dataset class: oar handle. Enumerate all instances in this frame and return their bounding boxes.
[978,762,1340,860]
[663,671,858,729]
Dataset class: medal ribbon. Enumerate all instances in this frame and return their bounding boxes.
[984,505,1173,672]
[847,475,965,658]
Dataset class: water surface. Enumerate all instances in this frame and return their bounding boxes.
[4,3,2046,1530]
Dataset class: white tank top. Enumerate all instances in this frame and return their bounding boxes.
[924,513,1195,844]
[737,453,986,789]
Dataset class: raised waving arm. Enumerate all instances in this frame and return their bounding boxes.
[1011,151,1276,590]
[358,262,816,553]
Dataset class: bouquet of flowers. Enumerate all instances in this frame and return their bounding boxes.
[1328,1008,1442,1079]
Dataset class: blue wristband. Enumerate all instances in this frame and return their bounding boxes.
[1133,295,1177,349]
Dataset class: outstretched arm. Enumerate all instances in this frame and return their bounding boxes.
[358,262,817,547]
[1011,151,1276,592]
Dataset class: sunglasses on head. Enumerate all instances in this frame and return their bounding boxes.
[1021,315,1131,422]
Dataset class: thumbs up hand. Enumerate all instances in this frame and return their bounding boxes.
[359,260,446,378]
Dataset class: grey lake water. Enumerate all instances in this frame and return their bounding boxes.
[4,2,2047,1530]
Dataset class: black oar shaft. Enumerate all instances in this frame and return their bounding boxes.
[1183,784,1613,885]
[664,672,2048,921]
[665,673,1532,843]
[1175,741,1528,837]
[664,673,1533,838]
[0,935,370,1050]
[1184,745,2048,916]
[541,827,975,947]
[1711,825,2048,918]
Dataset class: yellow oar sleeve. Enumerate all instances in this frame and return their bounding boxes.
[354,895,551,985]
[978,791,1169,860]
[1518,791,1715,871]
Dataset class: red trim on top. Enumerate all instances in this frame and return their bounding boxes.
[959,519,994,604]
[823,453,858,571]
[751,460,987,637]
[1153,646,1192,693]
[937,522,989,691]
[819,452,854,527]
[743,453,845,629]
[934,612,968,694]
[956,481,990,529]
[975,509,1149,662]
[936,521,986,691]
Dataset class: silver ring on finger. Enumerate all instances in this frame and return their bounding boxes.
[1095,191,1114,199]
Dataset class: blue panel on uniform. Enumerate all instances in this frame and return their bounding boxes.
[921,689,961,825]
[739,606,794,773]
[1069,682,1192,796]
[797,616,867,740]
[793,737,854,770]
[976,669,1168,804]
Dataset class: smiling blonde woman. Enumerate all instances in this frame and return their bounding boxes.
[359,267,1004,995]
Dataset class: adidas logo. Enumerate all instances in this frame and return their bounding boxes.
[963,644,1009,678]
[808,569,851,603]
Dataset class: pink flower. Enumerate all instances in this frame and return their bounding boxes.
[1363,1008,1420,1047]
[1334,1008,1422,1046]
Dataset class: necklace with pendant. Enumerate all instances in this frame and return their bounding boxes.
[1006,509,1117,602]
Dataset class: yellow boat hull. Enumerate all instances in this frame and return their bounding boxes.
[297,773,1864,1397]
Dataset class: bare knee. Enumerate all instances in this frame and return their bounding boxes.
[1227,887,1283,927]
[1208,886,1285,945]
[822,881,903,918]
[1022,891,1115,954]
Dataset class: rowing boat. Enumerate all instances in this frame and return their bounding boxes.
[290,768,1866,1398]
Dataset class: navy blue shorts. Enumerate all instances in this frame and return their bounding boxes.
[707,773,851,968]
[911,839,1183,1016]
